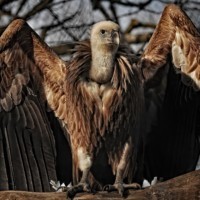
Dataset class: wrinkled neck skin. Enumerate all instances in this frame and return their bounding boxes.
[89,46,117,84]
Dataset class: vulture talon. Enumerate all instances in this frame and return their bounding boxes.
[103,184,116,192]
[124,183,141,190]
[66,183,91,199]
[103,182,141,196]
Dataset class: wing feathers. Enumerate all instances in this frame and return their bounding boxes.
[0,46,30,111]
[9,75,24,106]
[0,127,9,190]
[0,94,12,111]
[0,95,58,191]
[0,19,70,191]
[7,110,28,190]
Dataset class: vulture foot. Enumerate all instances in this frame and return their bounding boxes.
[103,182,141,196]
[66,182,91,199]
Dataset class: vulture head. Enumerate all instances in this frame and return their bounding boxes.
[89,21,120,83]
[91,21,120,52]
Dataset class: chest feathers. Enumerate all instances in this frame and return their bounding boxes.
[65,41,139,150]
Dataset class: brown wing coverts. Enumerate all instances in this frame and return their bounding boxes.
[140,4,200,90]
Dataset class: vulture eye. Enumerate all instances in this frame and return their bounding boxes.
[100,29,106,34]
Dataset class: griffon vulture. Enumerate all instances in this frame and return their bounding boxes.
[139,4,200,182]
[0,19,144,197]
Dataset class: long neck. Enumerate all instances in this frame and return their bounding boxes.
[89,48,115,84]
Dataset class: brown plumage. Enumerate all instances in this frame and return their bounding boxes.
[0,20,144,196]
[59,21,144,196]
[140,4,200,182]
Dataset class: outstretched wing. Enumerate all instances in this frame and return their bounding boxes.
[0,19,71,191]
[140,4,200,181]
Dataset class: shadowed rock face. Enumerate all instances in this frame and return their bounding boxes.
[0,170,199,200]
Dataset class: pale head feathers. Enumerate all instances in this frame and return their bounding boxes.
[89,21,121,84]
[90,21,120,53]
